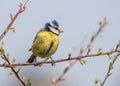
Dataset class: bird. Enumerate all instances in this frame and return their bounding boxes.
[27,20,63,64]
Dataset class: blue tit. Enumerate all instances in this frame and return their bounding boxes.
[27,20,63,63]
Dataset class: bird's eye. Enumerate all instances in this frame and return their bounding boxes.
[54,27,58,30]
[52,26,59,30]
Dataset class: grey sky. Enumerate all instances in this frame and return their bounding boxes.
[0,0,120,86]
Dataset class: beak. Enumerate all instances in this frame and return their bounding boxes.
[58,28,63,33]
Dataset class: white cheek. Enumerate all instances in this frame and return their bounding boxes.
[49,27,59,35]
[50,22,54,27]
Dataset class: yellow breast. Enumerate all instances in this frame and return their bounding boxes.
[32,31,59,58]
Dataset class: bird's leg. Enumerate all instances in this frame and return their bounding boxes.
[50,57,55,66]
[34,58,37,66]
[44,56,55,66]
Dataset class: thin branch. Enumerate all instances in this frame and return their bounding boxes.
[0,0,29,86]
[87,17,108,49]
[3,54,26,86]
[51,17,108,85]
[0,0,29,41]
[100,52,120,86]
[0,50,119,67]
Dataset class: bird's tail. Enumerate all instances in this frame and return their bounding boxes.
[27,54,36,63]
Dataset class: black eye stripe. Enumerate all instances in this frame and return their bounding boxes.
[48,23,58,29]
[50,25,58,30]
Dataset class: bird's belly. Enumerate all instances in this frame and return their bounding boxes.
[32,32,59,58]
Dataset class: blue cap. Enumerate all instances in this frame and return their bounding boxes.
[52,20,59,28]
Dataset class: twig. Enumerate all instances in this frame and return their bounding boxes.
[0,0,29,86]
[87,17,108,49]
[100,52,120,86]
[3,54,26,86]
[0,0,29,41]
[51,17,108,85]
[0,50,119,67]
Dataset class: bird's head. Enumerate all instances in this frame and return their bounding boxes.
[44,20,63,35]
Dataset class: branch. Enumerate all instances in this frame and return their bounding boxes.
[0,50,119,67]
[0,0,29,86]
[0,0,29,41]
[87,17,108,49]
[100,51,120,86]
[51,17,108,85]
[3,55,26,86]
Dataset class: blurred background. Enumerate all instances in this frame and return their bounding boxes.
[0,0,120,86]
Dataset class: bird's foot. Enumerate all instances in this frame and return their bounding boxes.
[50,57,56,66]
